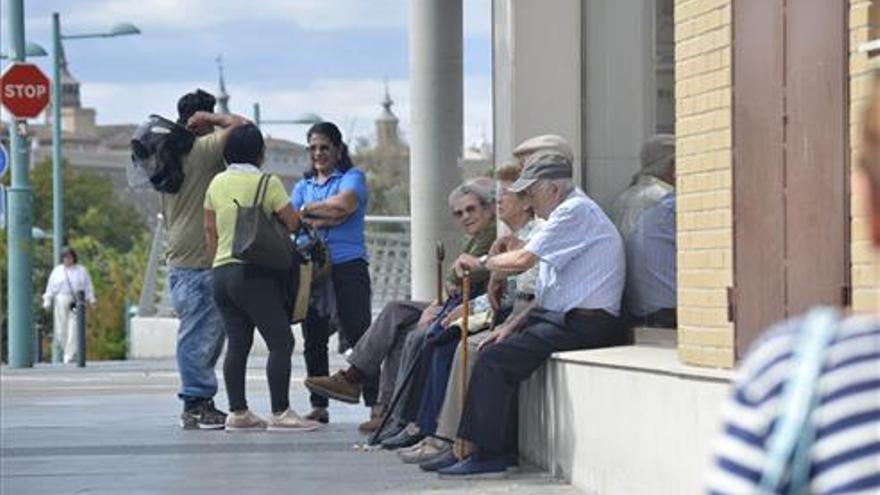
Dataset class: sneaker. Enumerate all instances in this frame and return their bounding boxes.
[398,437,451,464]
[437,455,510,479]
[304,371,361,404]
[267,409,322,432]
[225,409,267,432]
[179,399,226,430]
[305,407,330,424]
[370,422,405,446]
[358,405,384,434]
[420,450,459,472]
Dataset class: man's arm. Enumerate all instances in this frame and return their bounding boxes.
[186,111,250,144]
[454,249,538,278]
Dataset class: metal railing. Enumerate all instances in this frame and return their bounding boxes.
[135,215,413,319]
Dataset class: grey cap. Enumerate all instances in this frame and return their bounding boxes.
[508,150,573,193]
[640,134,676,171]
[512,134,574,163]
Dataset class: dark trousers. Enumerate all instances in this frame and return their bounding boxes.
[302,259,378,407]
[415,333,458,436]
[458,307,626,455]
[213,263,294,414]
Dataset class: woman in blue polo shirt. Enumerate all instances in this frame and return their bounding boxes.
[291,121,378,429]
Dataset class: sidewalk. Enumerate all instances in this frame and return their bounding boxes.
[0,357,580,495]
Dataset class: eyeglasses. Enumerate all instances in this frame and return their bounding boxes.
[452,205,480,218]
[308,144,332,153]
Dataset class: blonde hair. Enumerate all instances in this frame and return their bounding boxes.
[495,162,522,182]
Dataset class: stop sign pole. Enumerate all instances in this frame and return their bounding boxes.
[2,0,38,368]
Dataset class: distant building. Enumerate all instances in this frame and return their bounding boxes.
[0,51,308,222]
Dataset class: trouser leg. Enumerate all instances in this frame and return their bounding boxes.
[331,260,379,406]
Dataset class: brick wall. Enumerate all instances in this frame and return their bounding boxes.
[850,0,880,313]
[674,0,735,368]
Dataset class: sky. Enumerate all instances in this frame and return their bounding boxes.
[0,0,492,147]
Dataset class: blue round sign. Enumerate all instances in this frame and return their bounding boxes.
[0,143,7,179]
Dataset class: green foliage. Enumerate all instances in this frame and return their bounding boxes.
[1,158,149,362]
[352,137,410,217]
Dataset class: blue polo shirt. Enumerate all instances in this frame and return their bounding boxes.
[291,167,368,264]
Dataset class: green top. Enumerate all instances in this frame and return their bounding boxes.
[163,132,225,269]
[204,168,291,268]
[447,219,497,292]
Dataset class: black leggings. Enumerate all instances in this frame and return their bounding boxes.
[213,263,294,414]
[303,259,378,407]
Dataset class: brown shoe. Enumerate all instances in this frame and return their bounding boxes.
[358,405,384,434]
[305,407,329,424]
[304,371,361,404]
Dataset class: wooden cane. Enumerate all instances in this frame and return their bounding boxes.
[436,241,445,303]
[454,270,470,460]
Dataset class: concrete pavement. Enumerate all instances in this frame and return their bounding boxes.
[0,355,580,495]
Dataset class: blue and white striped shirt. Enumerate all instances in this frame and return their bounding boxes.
[624,193,676,318]
[524,189,625,316]
[706,313,880,495]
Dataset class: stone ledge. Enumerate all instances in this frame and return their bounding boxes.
[550,344,733,383]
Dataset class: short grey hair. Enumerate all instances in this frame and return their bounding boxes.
[448,177,496,209]
[543,178,575,197]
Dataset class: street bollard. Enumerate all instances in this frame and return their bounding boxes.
[76,290,86,367]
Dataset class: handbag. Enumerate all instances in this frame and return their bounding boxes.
[231,174,293,270]
[290,223,332,323]
[754,307,840,495]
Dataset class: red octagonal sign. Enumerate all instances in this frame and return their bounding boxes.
[1,63,51,119]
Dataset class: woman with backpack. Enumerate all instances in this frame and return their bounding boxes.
[204,123,320,432]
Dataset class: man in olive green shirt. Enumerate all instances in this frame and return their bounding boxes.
[164,89,249,430]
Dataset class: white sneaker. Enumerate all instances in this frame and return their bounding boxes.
[225,409,267,432]
[267,409,322,432]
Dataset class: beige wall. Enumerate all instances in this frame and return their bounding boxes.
[850,0,880,313]
[674,0,735,368]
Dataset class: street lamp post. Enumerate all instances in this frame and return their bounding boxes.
[251,102,322,128]
[50,12,139,363]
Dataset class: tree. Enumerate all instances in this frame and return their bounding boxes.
[1,159,149,362]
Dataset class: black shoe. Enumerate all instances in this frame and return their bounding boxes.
[382,428,424,450]
[305,407,330,424]
[180,399,226,430]
[420,449,459,472]
[372,422,405,445]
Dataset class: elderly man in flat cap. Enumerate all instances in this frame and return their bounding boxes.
[610,134,675,241]
[442,148,627,478]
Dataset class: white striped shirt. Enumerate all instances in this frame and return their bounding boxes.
[706,313,880,495]
[524,189,625,315]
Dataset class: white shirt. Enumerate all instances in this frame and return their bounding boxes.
[42,264,96,307]
[525,189,625,315]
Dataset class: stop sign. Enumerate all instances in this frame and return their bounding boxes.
[0,63,51,119]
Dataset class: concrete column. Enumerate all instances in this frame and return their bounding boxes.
[493,0,582,181]
[409,0,463,301]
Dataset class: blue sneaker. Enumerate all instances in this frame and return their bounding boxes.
[437,455,510,479]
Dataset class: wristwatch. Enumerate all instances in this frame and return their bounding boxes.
[478,254,490,269]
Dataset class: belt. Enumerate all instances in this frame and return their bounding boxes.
[566,308,613,319]
[515,293,535,302]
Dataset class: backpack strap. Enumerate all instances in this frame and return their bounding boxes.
[252,173,272,207]
[756,307,839,495]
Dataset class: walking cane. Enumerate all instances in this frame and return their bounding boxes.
[436,241,445,303]
[366,241,447,447]
[454,271,471,459]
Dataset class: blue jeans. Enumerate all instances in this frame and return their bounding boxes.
[169,267,225,402]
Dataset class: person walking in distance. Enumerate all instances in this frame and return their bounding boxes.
[41,247,96,364]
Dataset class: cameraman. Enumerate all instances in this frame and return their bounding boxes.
[162,89,248,430]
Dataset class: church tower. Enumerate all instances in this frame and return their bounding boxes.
[375,80,399,150]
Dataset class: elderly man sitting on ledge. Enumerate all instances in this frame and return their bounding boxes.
[440,149,628,478]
